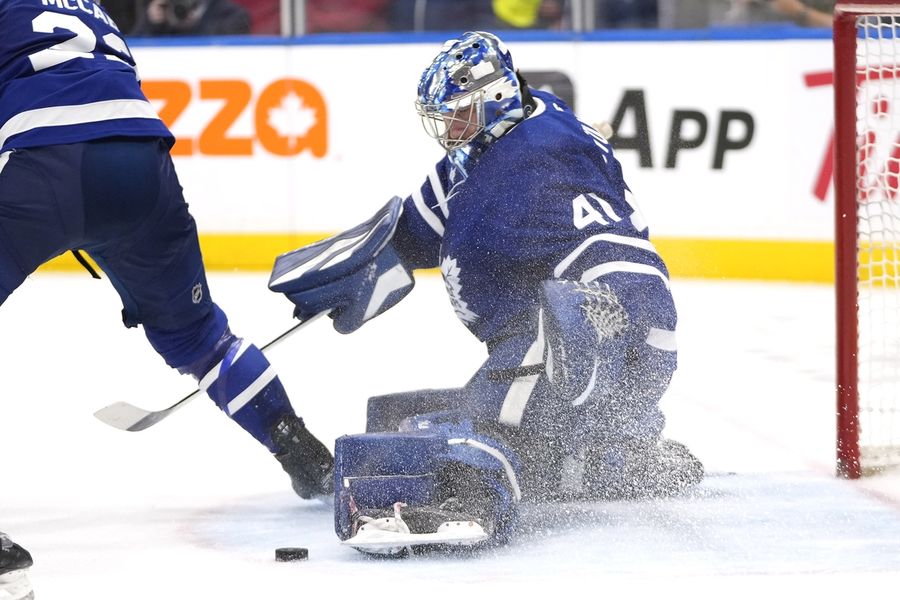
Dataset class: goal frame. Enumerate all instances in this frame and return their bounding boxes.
[834,1,900,479]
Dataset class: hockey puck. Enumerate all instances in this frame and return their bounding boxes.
[275,547,308,562]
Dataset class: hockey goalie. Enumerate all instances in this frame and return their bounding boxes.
[270,31,704,555]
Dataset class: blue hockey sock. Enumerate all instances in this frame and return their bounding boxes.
[196,337,295,451]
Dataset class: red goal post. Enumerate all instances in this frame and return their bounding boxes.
[835,1,900,478]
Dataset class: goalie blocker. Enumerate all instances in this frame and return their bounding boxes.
[269,197,415,334]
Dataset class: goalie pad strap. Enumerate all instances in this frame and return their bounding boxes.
[487,363,544,382]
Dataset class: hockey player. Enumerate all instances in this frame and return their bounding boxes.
[270,31,703,554]
[0,0,332,588]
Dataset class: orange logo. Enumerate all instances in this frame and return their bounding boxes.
[141,78,328,157]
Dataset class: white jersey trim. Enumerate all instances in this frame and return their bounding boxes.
[554,233,659,279]
[0,99,161,149]
[0,151,11,175]
[411,186,445,237]
[428,165,450,218]
[580,261,671,289]
[624,189,648,232]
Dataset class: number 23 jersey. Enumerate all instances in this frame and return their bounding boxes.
[0,0,171,153]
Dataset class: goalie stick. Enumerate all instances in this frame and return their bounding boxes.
[93,312,329,432]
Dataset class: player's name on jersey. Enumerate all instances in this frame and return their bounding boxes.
[42,0,119,31]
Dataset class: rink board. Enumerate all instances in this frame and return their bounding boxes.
[41,31,837,281]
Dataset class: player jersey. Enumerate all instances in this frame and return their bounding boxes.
[394,89,676,344]
[0,0,172,153]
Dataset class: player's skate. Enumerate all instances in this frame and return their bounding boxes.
[0,533,33,600]
[271,415,334,499]
[581,437,704,500]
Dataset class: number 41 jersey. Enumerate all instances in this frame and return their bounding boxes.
[0,0,171,153]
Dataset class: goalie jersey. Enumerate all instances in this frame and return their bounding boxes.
[0,0,171,153]
[393,89,676,345]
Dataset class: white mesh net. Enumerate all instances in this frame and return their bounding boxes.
[574,280,629,343]
[855,14,900,470]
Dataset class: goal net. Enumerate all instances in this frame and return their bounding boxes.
[835,2,900,478]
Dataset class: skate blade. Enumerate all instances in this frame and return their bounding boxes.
[343,519,489,555]
[0,569,34,600]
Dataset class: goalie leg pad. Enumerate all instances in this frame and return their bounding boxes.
[577,437,704,500]
[365,388,464,432]
[540,279,675,441]
[334,432,446,541]
[540,279,631,403]
[334,414,522,553]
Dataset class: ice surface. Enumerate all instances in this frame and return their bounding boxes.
[2,273,900,599]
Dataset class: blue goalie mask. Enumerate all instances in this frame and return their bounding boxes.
[416,31,527,151]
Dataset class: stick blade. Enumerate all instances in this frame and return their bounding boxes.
[93,402,159,432]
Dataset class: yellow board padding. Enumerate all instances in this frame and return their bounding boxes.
[653,238,835,283]
[37,235,837,283]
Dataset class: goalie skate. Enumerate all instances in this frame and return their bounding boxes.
[342,502,489,556]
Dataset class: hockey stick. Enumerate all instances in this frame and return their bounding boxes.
[93,311,329,432]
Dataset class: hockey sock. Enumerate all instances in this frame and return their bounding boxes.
[196,337,295,452]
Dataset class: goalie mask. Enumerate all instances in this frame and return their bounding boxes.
[416,31,530,152]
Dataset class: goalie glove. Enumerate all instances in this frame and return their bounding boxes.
[540,278,631,405]
[269,197,415,334]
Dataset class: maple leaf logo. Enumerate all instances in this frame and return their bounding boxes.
[267,91,318,151]
[441,255,479,325]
